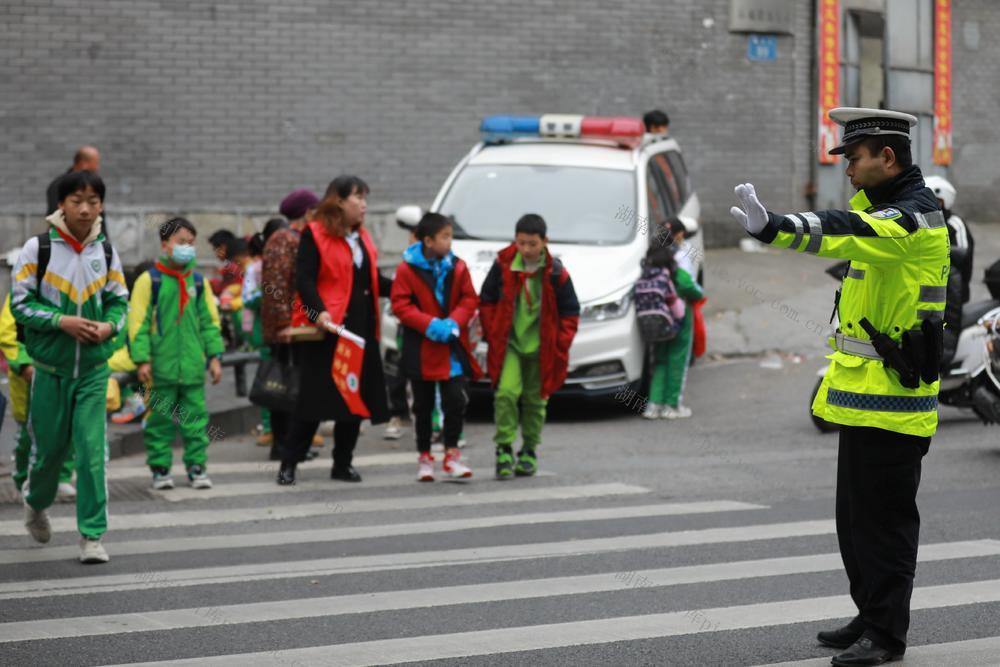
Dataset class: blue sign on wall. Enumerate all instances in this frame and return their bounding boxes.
[747,34,778,61]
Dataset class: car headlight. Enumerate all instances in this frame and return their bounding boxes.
[580,290,632,322]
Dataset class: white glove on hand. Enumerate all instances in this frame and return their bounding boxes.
[730,183,769,235]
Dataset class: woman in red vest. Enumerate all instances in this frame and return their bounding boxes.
[277,176,392,485]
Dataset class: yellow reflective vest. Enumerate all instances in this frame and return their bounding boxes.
[753,166,950,437]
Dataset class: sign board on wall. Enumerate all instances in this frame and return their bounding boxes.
[729,0,794,35]
[933,0,952,165]
[817,0,841,164]
[748,35,778,61]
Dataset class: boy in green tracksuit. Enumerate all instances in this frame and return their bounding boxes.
[11,171,129,564]
[648,221,704,418]
[479,215,580,479]
[0,294,76,499]
[129,217,224,491]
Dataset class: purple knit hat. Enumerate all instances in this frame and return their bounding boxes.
[279,189,320,221]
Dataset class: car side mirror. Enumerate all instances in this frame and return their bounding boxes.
[395,205,423,230]
[678,215,699,239]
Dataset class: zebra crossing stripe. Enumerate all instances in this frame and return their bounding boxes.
[104,578,1000,666]
[1,540,996,643]
[105,452,416,480]
[756,636,1000,666]
[0,500,766,565]
[0,519,838,600]
[0,482,647,536]
[151,471,556,502]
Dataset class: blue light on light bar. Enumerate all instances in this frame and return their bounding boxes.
[480,115,540,139]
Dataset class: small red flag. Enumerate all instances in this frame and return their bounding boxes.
[329,325,370,418]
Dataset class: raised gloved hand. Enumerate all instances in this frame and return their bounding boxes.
[425,318,453,343]
[730,183,769,235]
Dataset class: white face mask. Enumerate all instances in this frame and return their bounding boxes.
[171,243,196,264]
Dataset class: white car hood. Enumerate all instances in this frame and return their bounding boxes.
[454,240,643,305]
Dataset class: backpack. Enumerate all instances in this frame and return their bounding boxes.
[633,266,685,343]
[15,231,114,343]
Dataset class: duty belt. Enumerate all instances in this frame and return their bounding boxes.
[831,332,882,360]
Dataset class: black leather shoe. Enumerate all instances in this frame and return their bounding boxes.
[300,449,319,462]
[831,637,902,666]
[817,618,865,649]
[276,465,296,486]
[330,466,362,482]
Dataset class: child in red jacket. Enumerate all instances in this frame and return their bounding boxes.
[479,214,580,479]
[391,213,481,481]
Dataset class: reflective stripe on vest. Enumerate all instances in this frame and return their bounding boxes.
[785,214,805,251]
[919,285,947,303]
[827,388,938,413]
[801,212,823,254]
[913,211,946,229]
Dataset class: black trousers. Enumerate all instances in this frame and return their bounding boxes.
[281,419,361,470]
[387,371,411,419]
[411,377,467,453]
[836,425,930,653]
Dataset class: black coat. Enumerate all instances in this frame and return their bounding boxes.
[292,227,391,424]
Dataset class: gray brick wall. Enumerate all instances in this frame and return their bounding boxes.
[0,0,814,250]
[0,0,992,257]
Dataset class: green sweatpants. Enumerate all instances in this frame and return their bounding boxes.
[649,310,694,407]
[144,383,210,470]
[493,349,547,449]
[25,365,109,540]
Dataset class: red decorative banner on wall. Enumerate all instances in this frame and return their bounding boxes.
[817,0,841,164]
[933,0,953,165]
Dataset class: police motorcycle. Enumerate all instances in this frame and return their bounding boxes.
[810,260,1000,432]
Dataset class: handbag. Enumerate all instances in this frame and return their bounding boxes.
[249,350,300,413]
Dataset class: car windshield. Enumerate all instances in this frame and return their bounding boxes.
[438,164,636,245]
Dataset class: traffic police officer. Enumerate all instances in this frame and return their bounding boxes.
[730,107,950,666]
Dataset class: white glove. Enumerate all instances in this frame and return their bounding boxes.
[730,183,769,235]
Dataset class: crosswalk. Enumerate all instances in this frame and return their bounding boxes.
[2,450,999,666]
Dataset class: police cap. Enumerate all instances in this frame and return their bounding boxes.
[828,107,918,155]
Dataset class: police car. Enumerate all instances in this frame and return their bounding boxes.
[382,113,703,397]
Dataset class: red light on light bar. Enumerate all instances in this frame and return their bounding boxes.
[580,116,644,146]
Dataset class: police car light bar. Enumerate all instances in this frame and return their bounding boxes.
[480,114,644,146]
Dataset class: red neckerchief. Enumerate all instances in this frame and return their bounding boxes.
[518,257,542,308]
[154,260,192,320]
[520,272,535,308]
[54,227,85,254]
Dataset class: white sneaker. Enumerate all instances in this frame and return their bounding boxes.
[79,537,109,564]
[417,453,435,482]
[56,481,77,502]
[661,405,693,419]
[187,465,213,489]
[641,403,662,419]
[442,449,472,479]
[24,503,51,544]
[151,467,174,490]
[384,417,403,440]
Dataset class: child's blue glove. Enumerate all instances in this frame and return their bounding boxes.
[425,318,452,343]
[442,318,460,340]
